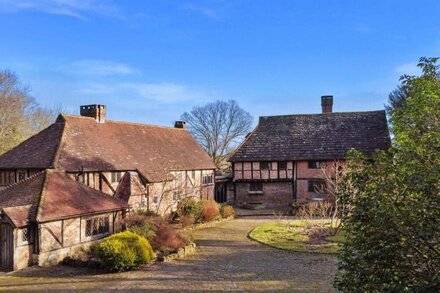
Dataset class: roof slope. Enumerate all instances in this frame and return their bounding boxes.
[229,111,391,162]
[0,170,128,227]
[0,114,215,181]
[0,123,64,169]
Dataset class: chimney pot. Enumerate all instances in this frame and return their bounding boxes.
[174,121,186,129]
[321,96,333,113]
[80,104,107,123]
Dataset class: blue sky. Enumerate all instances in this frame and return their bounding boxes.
[0,0,439,126]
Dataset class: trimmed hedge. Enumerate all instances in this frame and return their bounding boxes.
[96,231,155,272]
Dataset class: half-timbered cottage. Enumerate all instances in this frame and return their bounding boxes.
[0,104,215,270]
[228,96,391,208]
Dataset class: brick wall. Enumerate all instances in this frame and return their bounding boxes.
[235,181,294,208]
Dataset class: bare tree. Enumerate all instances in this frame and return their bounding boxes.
[146,165,203,215]
[0,70,60,154]
[181,100,253,168]
[318,160,349,234]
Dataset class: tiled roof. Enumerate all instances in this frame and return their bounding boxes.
[229,110,391,162]
[114,172,146,202]
[0,114,215,182]
[0,170,128,227]
[0,123,64,169]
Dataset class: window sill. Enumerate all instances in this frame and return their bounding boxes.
[248,191,264,195]
[85,232,110,241]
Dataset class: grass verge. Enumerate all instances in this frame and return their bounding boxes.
[248,219,344,254]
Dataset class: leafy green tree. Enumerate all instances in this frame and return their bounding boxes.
[335,57,440,292]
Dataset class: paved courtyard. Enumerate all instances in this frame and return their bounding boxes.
[0,217,337,292]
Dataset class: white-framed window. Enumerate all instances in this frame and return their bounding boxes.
[202,175,213,185]
[111,172,122,184]
[85,216,110,238]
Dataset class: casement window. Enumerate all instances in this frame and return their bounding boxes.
[111,172,122,184]
[191,170,196,180]
[9,172,15,183]
[86,216,110,238]
[22,228,29,243]
[308,161,323,169]
[77,173,84,184]
[308,180,327,193]
[249,182,263,192]
[278,161,287,171]
[0,171,6,185]
[18,171,26,182]
[260,162,272,171]
[202,175,213,185]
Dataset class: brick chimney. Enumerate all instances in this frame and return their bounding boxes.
[80,104,107,123]
[321,96,333,113]
[174,121,186,129]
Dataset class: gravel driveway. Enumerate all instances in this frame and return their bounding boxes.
[0,217,337,292]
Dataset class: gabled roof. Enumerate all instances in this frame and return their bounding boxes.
[0,170,128,227]
[0,114,215,181]
[229,110,391,162]
[114,171,146,202]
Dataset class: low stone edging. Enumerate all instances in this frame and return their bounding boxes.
[158,217,234,263]
[160,242,197,262]
[189,216,234,231]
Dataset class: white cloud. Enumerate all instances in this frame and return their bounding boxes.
[0,0,121,19]
[82,82,212,104]
[64,60,136,76]
[395,62,421,76]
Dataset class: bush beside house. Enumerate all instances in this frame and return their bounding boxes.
[96,231,155,272]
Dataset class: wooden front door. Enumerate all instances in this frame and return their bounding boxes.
[0,224,13,271]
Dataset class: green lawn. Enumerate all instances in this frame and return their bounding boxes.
[248,219,344,254]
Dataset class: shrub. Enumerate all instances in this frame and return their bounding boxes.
[220,205,235,218]
[149,218,188,252]
[126,213,156,241]
[201,200,220,222]
[180,215,195,227]
[176,198,202,221]
[95,231,155,272]
[295,201,333,219]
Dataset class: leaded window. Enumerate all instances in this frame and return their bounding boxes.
[86,216,110,237]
